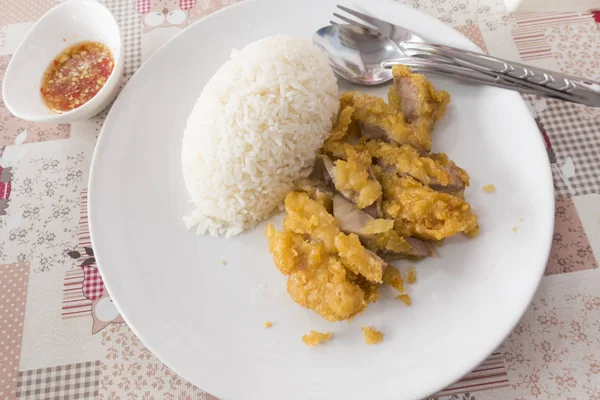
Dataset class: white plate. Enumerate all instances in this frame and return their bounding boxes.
[89,1,554,399]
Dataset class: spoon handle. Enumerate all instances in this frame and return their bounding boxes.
[401,42,600,107]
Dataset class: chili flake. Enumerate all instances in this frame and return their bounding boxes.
[40,41,114,113]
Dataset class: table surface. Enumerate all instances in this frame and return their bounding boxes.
[1,1,600,399]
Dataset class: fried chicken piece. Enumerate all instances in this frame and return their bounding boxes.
[380,174,479,241]
[283,192,386,282]
[266,226,369,321]
[388,65,450,127]
[333,194,386,239]
[333,148,382,209]
[326,67,448,152]
[323,139,468,195]
[334,233,386,283]
[428,152,470,194]
[332,194,433,260]
[352,93,433,152]
[311,151,382,211]
[365,140,468,194]
[283,191,339,252]
[332,194,436,262]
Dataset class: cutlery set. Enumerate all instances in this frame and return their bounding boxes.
[314,5,600,106]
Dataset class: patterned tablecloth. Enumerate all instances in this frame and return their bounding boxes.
[1,0,600,399]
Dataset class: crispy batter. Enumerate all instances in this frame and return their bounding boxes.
[334,233,384,283]
[302,330,332,347]
[396,293,412,306]
[326,91,358,143]
[429,153,470,188]
[388,64,450,126]
[362,219,394,234]
[406,267,417,284]
[293,178,334,212]
[283,191,339,252]
[322,139,363,159]
[361,326,384,344]
[353,94,432,152]
[348,272,381,305]
[482,184,496,193]
[363,229,413,256]
[380,174,479,241]
[266,225,369,321]
[282,192,385,282]
[382,264,404,293]
[334,148,382,209]
[366,140,469,190]
[325,139,469,194]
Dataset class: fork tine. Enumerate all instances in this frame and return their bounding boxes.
[336,5,387,31]
[332,12,379,32]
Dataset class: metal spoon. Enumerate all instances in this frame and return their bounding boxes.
[312,24,551,96]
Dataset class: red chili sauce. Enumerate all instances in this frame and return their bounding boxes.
[40,41,114,113]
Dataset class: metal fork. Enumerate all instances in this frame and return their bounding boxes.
[325,18,551,96]
[334,5,600,107]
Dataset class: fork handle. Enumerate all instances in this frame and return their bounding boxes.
[401,42,600,107]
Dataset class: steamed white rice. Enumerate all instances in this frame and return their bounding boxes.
[182,36,338,237]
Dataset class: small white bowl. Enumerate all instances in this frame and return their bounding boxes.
[2,0,123,123]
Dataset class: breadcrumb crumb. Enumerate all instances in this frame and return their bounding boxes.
[406,267,417,284]
[396,294,412,306]
[512,226,518,233]
[382,265,404,293]
[482,184,495,193]
[221,260,227,265]
[361,326,384,344]
[302,330,331,347]
[263,321,273,328]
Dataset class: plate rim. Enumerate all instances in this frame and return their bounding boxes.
[88,0,555,398]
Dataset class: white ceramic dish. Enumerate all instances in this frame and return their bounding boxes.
[88,0,554,399]
[2,0,123,123]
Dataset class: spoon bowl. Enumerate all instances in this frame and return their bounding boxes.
[313,24,403,85]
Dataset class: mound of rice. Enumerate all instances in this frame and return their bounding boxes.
[182,36,338,237]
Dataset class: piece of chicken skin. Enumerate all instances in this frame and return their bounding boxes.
[265,225,371,321]
[365,140,468,195]
[379,173,479,241]
[293,177,334,213]
[325,91,358,144]
[352,93,433,152]
[333,148,382,209]
[323,139,469,195]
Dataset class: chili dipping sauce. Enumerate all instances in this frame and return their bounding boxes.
[40,41,114,113]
